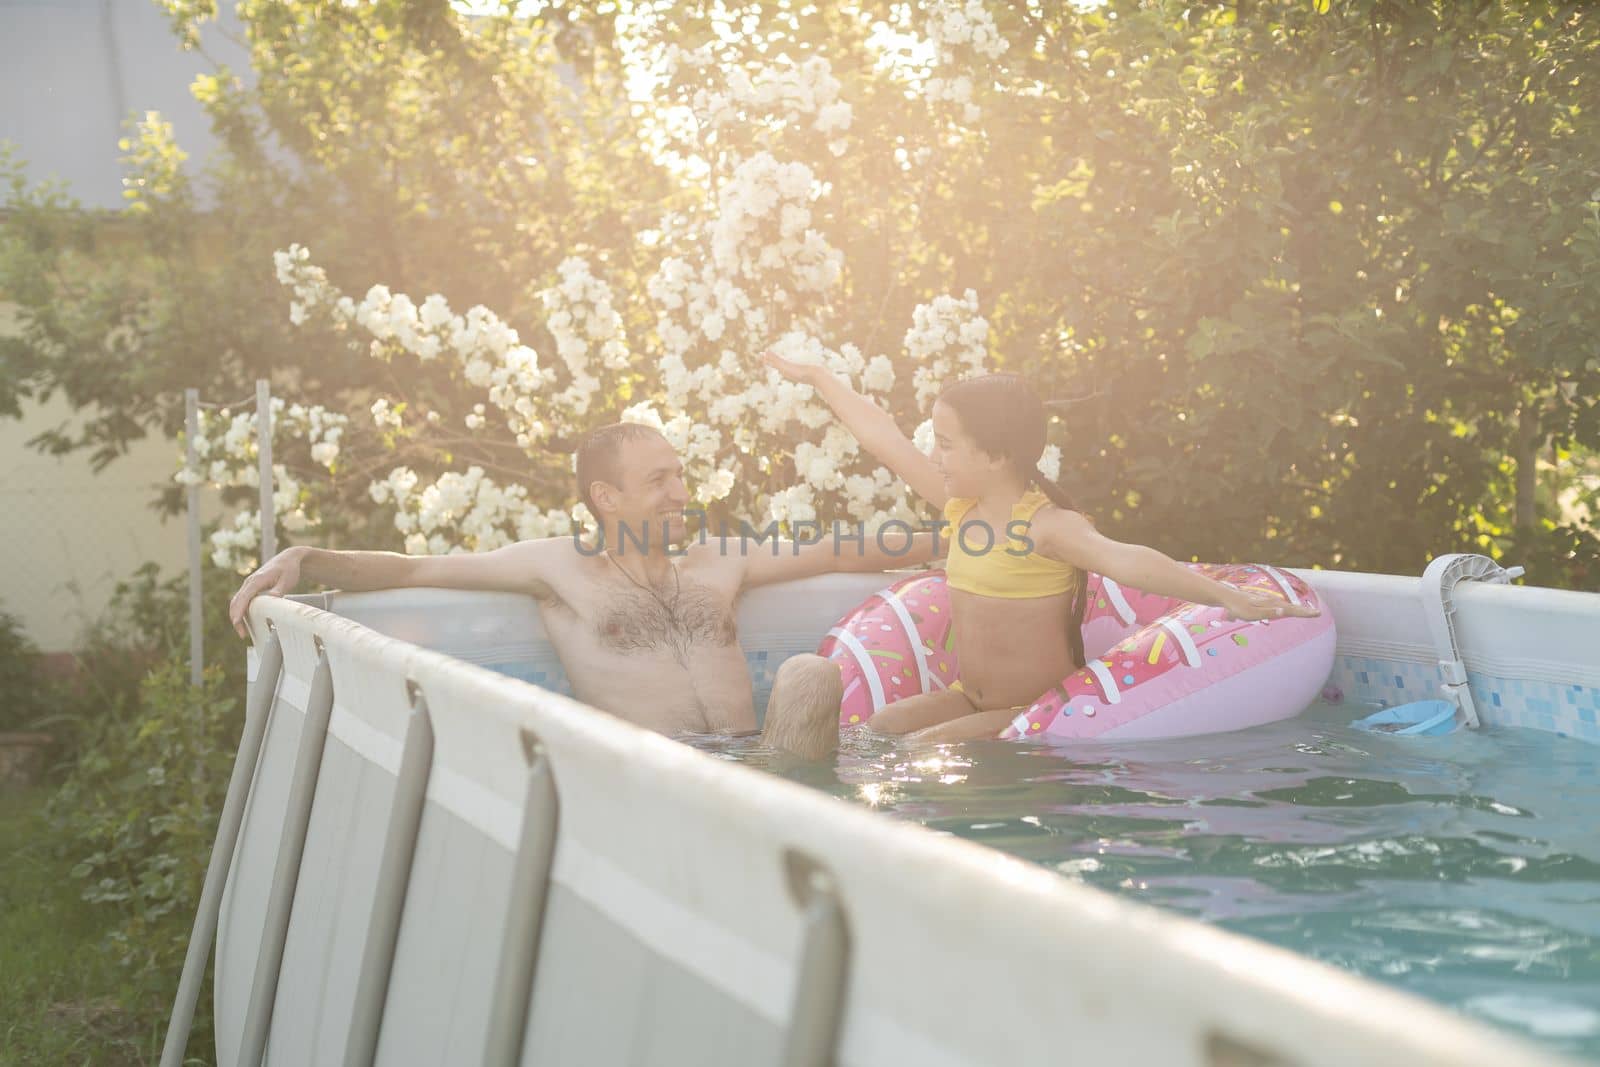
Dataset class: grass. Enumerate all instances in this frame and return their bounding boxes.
[0,786,151,1066]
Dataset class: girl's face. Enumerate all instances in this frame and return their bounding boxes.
[930,400,1007,499]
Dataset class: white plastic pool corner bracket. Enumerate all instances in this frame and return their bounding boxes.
[1421,553,1525,729]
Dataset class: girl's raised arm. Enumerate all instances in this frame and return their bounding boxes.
[763,350,948,508]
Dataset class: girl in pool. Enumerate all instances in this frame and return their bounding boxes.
[762,352,1320,743]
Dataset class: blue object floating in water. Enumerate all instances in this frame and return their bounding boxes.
[1352,699,1460,737]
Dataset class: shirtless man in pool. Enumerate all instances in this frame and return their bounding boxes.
[229,422,932,756]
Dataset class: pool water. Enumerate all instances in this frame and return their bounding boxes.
[693,700,1600,1061]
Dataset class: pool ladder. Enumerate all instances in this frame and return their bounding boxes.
[1421,552,1524,729]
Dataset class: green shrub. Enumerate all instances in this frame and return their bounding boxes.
[48,655,242,1061]
[1511,522,1600,591]
[0,605,52,735]
[1,787,149,1064]
[31,558,249,1060]
[42,561,246,774]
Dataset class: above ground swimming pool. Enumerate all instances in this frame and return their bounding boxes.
[698,699,1600,1060]
[187,560,1597,1066]
[478,560,1600,1061]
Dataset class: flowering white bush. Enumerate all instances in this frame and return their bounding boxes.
[668,48,854,158]
[182,11,1062,565]
[370,398,404,433]
[921,0,1011,123]
[254,259,993,554]
[274,245,559,447]
[539,256,630,421]
[261,236,991,553]
[373,466,575,555]
[904,289,991,407]
[175,399,348,572]
[634,131,922,525]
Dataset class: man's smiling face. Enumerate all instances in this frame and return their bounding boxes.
[602,431,690,547]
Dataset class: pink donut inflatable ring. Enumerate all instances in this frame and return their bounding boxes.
[817,564,1336,742]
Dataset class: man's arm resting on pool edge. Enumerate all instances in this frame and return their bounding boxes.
[228,540,561,637]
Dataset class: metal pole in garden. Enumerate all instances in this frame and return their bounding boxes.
[256,379,276,563]
[185,388,204,689]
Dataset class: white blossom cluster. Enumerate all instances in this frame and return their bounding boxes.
[196,488,304,572]
[764,418,904,527]
[753,345,918,525]
[274,245,557,448]
[647,255,760,365]
[645,155,842,351]
[174,398,350,572]
[648,156,836,345]
[904,288,990,408]
[666,46,854,158]
[370,398,404,432]
[921,0,1010,122]
[640,143,909,527]
[642,314,915,526]
[713,153,842,293]
[267,226,1001,543]
[210,510,264,573]
[537,256,629,420]
[175,399,348,488]
[767,465,917,530]
[271,245,739,547]
[370,465,575,555]
[1039,444,1063,482]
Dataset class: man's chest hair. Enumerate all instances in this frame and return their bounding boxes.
[592,581,738,661]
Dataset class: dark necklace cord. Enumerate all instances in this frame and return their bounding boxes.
[602,548,681,610]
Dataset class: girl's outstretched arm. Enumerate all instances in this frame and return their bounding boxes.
[763,350,948,507]
[1033,510,1321,623]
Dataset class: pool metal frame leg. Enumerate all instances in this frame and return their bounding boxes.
[159,629,285,1067]
[780,850,852,1067]
[482,726,560,1067]
[238,639,337,1067]
[344,683,436,1067]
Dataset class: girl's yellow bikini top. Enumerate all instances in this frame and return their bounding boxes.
[941,489,1080,598]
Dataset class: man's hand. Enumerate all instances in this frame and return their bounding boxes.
[1220,585,1320,623]
[229,547,307,638]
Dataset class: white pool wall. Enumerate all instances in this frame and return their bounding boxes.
[209,575,1587,1066]
[1310,570,1600,741]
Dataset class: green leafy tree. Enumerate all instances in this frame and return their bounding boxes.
[1,0,1595,586]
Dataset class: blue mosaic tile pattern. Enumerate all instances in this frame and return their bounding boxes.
[1326,654,1600,746]
[1325,654,1441,711]
[491,646,1600,745]
[1467,669,1600,743]
[744,639,824,724]
[485,656,572,697]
